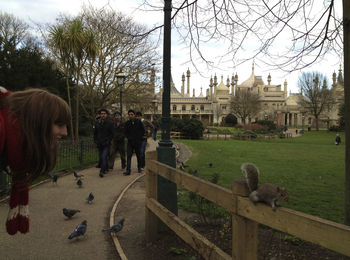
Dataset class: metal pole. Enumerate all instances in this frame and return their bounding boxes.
[120,86,123,120]
[157,0,177,216]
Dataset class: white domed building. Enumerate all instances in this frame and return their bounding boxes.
[144,64,344,128]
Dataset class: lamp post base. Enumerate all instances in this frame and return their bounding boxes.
[157,144,178,216]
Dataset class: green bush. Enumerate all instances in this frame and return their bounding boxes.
[256,120,277,131]
[329,125,343,132]
[181,118,204,139]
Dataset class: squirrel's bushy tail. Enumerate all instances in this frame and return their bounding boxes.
[241,163,259,192]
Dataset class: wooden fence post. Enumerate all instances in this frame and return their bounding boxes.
[145,150,158,242]
[232,179,258,260]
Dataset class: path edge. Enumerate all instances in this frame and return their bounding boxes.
[109,173,145,260]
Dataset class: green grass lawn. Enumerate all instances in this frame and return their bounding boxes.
[178,131,346,224]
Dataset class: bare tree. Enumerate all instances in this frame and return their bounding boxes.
[78,6,159,124]
[298,71,335,130]
[0,12,29,48]
[231,89,260,124]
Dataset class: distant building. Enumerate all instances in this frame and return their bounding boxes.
[144,64,344,128]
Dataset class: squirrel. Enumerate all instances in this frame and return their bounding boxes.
[241,163,288,211]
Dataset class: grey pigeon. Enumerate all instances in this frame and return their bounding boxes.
[77,179,83,188]
[218,148,222,152]
[102,218,124,234]
[86,192,94,204]
[63,208,80,219]
[74,171,84,179]
[68,220,87,239]
[51,174,58,184]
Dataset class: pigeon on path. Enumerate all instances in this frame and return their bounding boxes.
[74,171,84,179]
[68,220,87,239]
[63,208,80,219]
[86,192,94,204]
[77,179,83,188]
[102,218,124,234]
[50,173,58,184]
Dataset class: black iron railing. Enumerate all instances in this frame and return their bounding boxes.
[0,138,98,196]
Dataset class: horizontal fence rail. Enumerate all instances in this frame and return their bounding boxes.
[145,151,350,259]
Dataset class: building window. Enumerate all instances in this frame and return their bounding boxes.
[200,105,204,111]
[191,105,195,111]
[182,105,186,111]
[222,105,226,110]
[173,105,177,111]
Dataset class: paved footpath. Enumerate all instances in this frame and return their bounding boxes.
[0,139,157,260]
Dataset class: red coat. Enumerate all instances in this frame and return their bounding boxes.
[0,88,29,235]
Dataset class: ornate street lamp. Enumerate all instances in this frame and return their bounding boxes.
[116,71,126,119]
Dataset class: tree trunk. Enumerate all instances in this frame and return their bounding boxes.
[315,115,319,131]
[343,0,350,225]
[74,61,81,142]
[66,77,75,141]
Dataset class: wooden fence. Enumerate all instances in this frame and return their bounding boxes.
[145,150,350,260]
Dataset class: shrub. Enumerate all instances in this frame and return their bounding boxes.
[170,117,184,132]
[248,123,266,133]
[256,120,277,131]
[329,125,343,132]
[181,118,204,139]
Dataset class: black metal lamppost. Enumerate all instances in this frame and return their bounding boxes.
[156,0,178,216]
[116,71,126,119]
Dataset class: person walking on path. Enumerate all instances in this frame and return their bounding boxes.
[94,109,114,178]
[108,111,126,170]
[152,116,160,141]
[136,112,154,171]
[124,109,145,175]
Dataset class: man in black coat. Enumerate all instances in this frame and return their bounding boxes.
[94,108,114,177]
[123,109,145,175]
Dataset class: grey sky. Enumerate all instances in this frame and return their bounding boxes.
[0,0,344,94]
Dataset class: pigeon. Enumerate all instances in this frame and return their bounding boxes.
[51,174,58,184]
[74,171,84,179]
[218,148,222,152]
[86,192,94,204]
[68,220,87,239]
[77,179,83,188]
[179,164,185,171]
[63,208,81,219]
[102,218,124,234]
[208,162,213,167]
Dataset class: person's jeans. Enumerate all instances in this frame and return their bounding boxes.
[153,129,157,141]
[108,140,126,169]
[140,139,147,168]
[98,145,110,174]
[126,140,141,172]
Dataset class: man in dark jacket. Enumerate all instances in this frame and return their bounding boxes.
[124,109,145,175]
[136,111,154,171]
[94,108,114,177]
[108,111,126,170]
